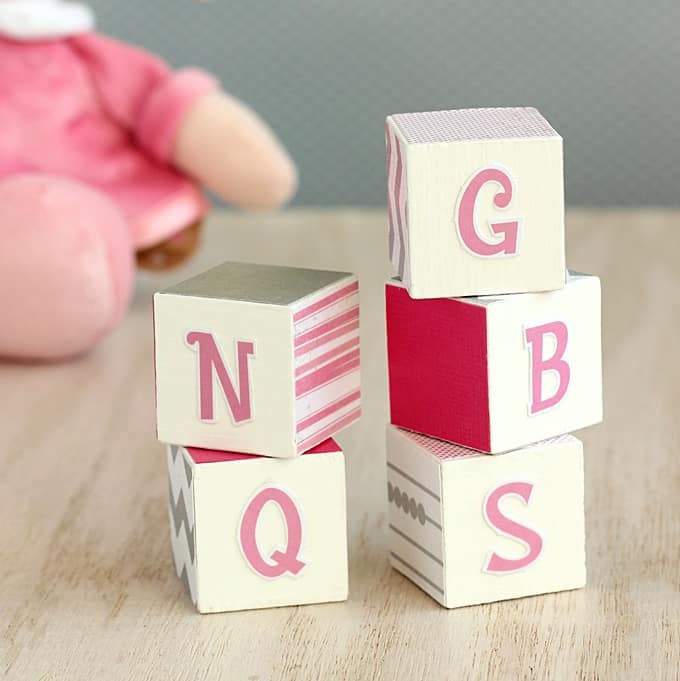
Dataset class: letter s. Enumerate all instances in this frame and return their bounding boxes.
[483,481,543,574]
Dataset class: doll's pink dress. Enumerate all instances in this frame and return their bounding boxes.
[0,27,219,359]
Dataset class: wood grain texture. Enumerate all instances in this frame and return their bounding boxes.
[1,210,678,680]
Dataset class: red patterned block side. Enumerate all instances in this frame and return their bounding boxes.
[386,283,490,451]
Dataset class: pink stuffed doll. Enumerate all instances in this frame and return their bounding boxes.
[0,0,297,361]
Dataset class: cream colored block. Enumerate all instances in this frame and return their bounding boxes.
[386,426,586,608]
[167,439,348,613]
[154,261,361,458]
[386,107,565,298]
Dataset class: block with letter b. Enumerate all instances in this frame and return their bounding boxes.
[386,425,586,608]
[167,438,348,613]
[386,272,602,453]
[386,107,565,298]
[154,261,361,458]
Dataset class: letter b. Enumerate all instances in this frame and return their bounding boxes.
[524,321,570,415]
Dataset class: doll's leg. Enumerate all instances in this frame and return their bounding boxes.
[0,174,135,361]
[136,219,202,271]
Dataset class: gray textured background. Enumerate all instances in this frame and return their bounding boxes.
[90,0,679,207]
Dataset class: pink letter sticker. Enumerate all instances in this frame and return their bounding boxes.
[456,166,521,257]
[524,321,570,415]
[483,481,543,574]
[239,486,307,579]
[185,331,255,424]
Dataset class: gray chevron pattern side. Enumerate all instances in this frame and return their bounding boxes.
[171,548,194,599]
[178,564,193,601]
[168,480,195,564]
[183,457,193,487]
[167,445,197,606]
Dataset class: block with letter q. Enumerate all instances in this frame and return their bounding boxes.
[386,425,586,608]
[166,439,348,613]
[385,107,565,298]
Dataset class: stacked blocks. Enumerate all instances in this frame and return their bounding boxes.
[384,107,602,608]
[154,261,361,612]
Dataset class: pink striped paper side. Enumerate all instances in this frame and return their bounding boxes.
[295,336,360,378]
[297,389,361,433]
[297,407,362,454]
[294,280,359,323]
[296,352,360,398]
[294,307,359,348]
[292,277,361,452]
[294,319,360,358]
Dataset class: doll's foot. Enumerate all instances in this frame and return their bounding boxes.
[136,220,202,271]
[0,174,135,361]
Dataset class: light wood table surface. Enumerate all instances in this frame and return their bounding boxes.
[1,210,678,680]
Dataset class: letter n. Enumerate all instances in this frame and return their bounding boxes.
[186,331,255,423]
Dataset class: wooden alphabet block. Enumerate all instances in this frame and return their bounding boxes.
[386,425,586,608]
[167,438,348,613]
[386,107,565,298]
[154,261,361,458]
[386,272,602,453]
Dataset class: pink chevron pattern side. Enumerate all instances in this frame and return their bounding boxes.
[292,276,361,453]
[385,121,409,281]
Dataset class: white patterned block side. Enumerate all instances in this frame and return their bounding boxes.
[386,425,445,605]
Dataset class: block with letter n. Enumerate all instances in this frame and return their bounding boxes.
[386,425,586,608]
[386,272,602,453]
[385,107,565,298]
[167,438,348,613]
[154,261,361,458]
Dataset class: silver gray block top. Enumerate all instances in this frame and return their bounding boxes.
[161,260,353,306]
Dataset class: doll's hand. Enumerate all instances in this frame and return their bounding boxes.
[173,92,297,209]
[136,221,202,271]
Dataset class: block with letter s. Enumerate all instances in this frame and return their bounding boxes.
[167,439,348,613]
[154,261,361,458]
[386,425,586,608]
[385,107,565,298]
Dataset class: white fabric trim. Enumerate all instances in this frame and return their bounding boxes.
[0,0,94,40]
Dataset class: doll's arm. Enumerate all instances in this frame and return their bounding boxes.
[71,33,296,208]
[172,92,297,209]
